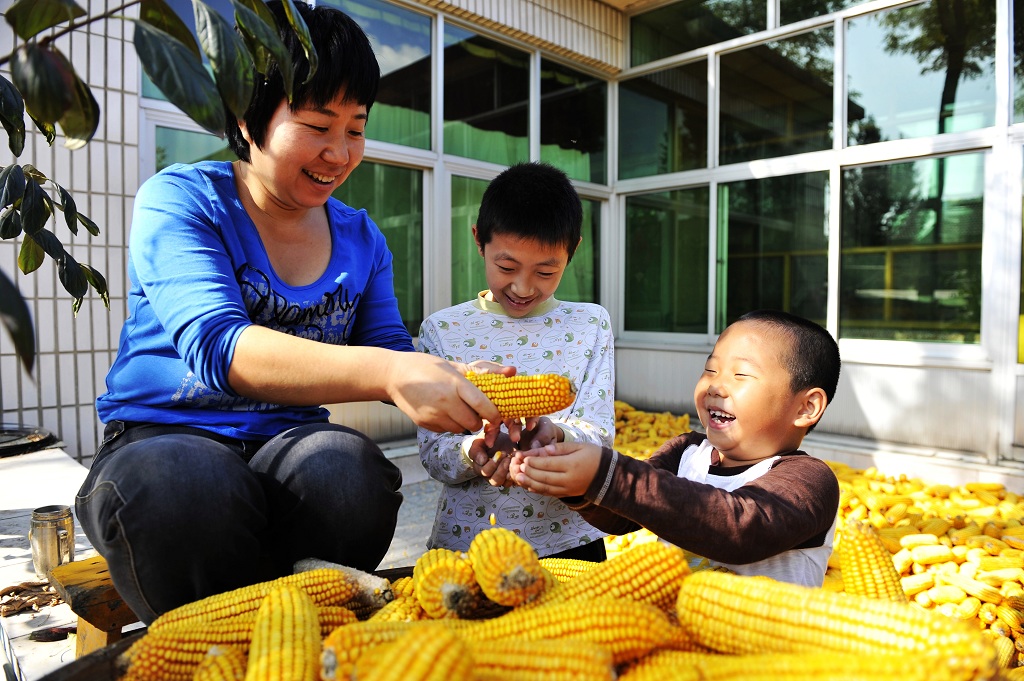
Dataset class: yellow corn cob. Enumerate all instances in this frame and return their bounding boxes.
[937,572,1004,604]
[321,620,428,680]
[350,624,473,681]
[900,572,935,596]
[974,554,1024,571]
[951,596,982,620]
[910,544,954,565]
[390,576,415,599]
[192,646,247,681]
[467,527,547,606]
[460,595,675,665]
[538,556,598,582]
[616,650,709,681]
[367,594,427,622]
[927,584,967,605]
[293,558,394,615]
[412,547,483,618]
[243,584,319,681]
[674,571,996,679]
[839,519,908,602]
[148,569,363,632]
[1002,535,1024,551]
[468,638,615,681]
[899,533,941,549]
[540,541,690,612]
[996,604,1024,630]
[918,517,953,536]
[993,635,1017,668]
[466,372,575,419]
[317,605,359,634]
[620,651,977,681]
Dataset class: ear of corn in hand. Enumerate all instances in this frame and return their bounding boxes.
[465,372,575,419]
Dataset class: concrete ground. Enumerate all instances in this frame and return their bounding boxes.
[377,441,442,571]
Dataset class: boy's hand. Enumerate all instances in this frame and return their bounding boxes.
[511,442,603,497]
[517,416,563,450]
[466,432,517,487]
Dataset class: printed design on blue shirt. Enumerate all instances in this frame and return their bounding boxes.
[237,264,360,343]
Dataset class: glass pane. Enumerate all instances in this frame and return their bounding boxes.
[717,172,829,331]
[846,1,996,144]
[781,0,861,25]
[332,162,424,336]
[155,126,233,171]
[631,0,766,66]
[326,0,432,149]
[540,60,607,184]
[450,178,600,306]
[141,0,234,101]
[443,26,529,165]
[624,188,710,332]
[451,176,490,306]
[1016,0,1024,123]
[619,61,708,179]
[840,154,984,343]
[1019,152,1023,362]
[555,199,601,303]
[719,28,834,164]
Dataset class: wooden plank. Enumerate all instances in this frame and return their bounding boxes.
[48,557,136,635]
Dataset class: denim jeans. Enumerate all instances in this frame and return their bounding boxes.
[75,420,403,624]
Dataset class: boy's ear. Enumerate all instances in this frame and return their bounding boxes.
[794,387,828,429]
[472,225,485,256]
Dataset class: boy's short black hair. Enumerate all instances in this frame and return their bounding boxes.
[737,310,841,429]
[475,161,583,261]
[226,1,380,162]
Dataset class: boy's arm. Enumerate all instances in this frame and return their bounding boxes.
[580,450,840,565]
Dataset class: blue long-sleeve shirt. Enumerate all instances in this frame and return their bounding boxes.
[96,161,413,439]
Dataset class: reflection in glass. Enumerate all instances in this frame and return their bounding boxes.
[719,28,834,164]
[1020,153,1024,361]
[624,188,709,333]
[327,0,432,149]
[540,60,607,184]
[141,0,234,101]
[717,173,829,330]
[1016,0,1024,123]
[155,127,233,171]
[450,177,600,306]
[780,0,860,25]
[444,26,529,165]
[840,154,983,343]
[846,1,996,144]
[630,0,765,66]
[333,162,424,335]
[619,62,708,179]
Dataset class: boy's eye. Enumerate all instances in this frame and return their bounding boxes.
[307,124,328,132]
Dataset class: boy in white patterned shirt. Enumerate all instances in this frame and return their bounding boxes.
[417,161,615,561]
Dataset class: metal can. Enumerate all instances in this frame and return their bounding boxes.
[29,504,75,579]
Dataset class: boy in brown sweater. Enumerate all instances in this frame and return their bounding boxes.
[510,309,841,586]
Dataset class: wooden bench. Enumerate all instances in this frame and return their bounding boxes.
[48,554,140,657]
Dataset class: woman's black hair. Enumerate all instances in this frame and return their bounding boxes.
[226,1,380,162]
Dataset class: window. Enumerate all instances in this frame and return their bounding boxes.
[618,61,708,179]
[719,28,834,164]
[443,26,529,165]
[155,127,232,171]
[1016,0,1024,123]
[846,0,996,145]
[780,0,861,25]
[631,0,765,66]
[840,154,984,343]
[325,0,432,149]
[450,177,601,307]
[331,162,424,336]
[717,172,829,330]
[624,188,710,333]
[540,60,607,184]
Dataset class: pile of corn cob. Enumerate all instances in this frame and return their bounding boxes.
[116,524,1001,681]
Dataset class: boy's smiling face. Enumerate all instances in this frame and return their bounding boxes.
[693,320,809,465]
[476,229,569,318]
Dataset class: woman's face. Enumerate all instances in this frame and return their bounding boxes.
[240,91,367,211]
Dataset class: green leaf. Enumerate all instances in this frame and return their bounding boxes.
[29,227,66,261]
[19,179,51,236]
[81,264,109,308]
[233,0,293,97]
[0,76,26,157]
[138,0,202,61]
[0,207,23,239]
[57,252,88,299]
[0,267,35,375]
[20,164,46,183]
[195,0,255,121]
[278,0,317,85]
[10,43,75,123]
[0,164,26,210]
[54,185,79,235]
[18,234,44,274]
[133,21,226,136]
[235,0,276,26]
[58,65,100,150]
[5,0,86,41]
[30,114,57,146]
[76,211,99,237]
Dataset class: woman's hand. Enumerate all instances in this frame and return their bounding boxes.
[465,431,518,487]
